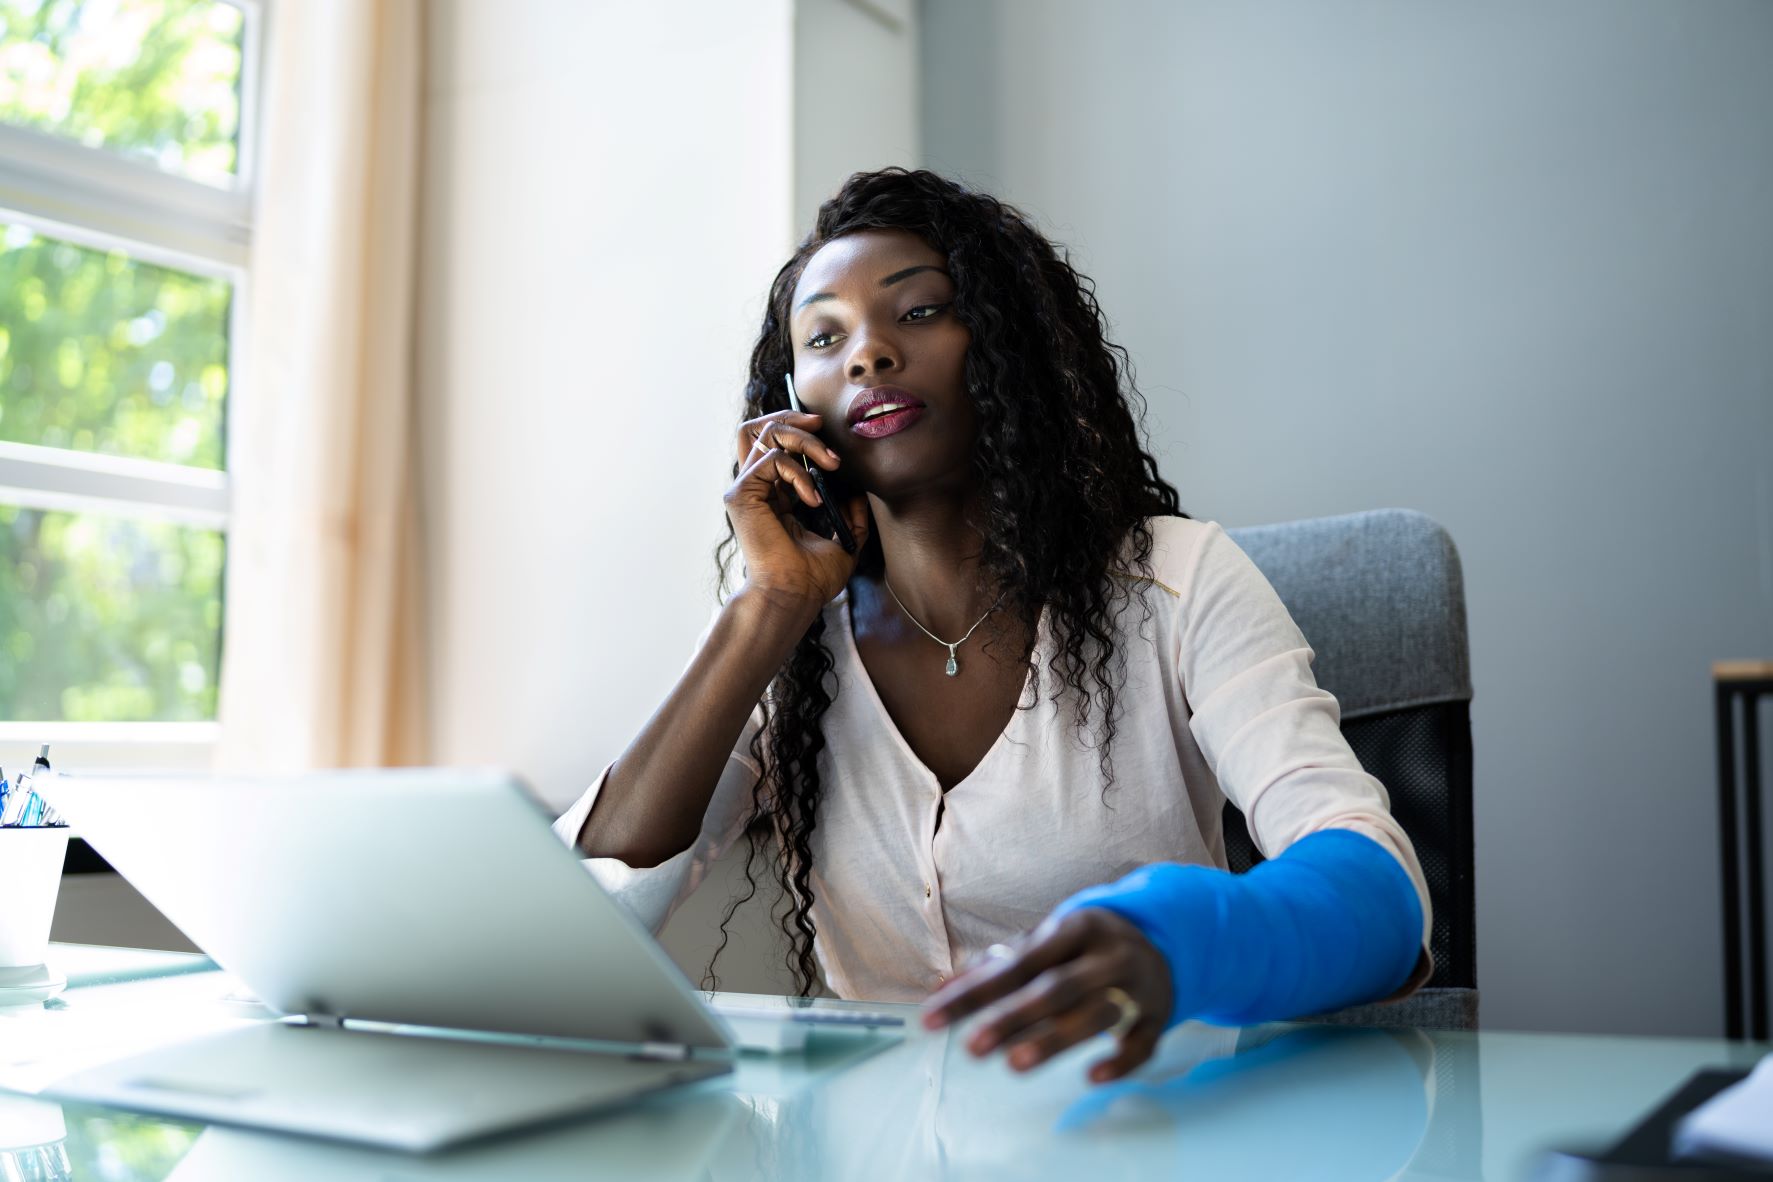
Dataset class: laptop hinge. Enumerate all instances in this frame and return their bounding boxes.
[284,1017,708,1060]
[631,1041,694,1062]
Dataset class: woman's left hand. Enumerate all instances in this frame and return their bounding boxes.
[920,907,1175,1084]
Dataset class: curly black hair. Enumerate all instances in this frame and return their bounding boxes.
[709,168,1184,996]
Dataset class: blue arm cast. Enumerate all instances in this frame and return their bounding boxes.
[1054,828,1424,1028]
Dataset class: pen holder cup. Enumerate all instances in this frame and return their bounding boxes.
[0,827,69,968]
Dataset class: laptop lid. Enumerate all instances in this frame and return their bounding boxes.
[40,769,734,1056]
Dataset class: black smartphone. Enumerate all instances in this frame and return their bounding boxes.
[785,375,857,554]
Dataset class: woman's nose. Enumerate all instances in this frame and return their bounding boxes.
[845,328,901,382]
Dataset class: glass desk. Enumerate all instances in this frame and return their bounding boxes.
[0,943,1765,1180]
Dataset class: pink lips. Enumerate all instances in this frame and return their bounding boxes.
[846,386,928,439]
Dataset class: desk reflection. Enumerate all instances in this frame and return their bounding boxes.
[162,1091,744,1181]
[0,1092,73,1181]
[9,1021,1481,1181]
[733,1021,1465,1182]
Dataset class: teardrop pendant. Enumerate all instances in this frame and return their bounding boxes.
[945,647,959,677]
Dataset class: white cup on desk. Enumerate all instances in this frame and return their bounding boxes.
[0,826,70,969]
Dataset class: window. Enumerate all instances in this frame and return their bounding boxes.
[0,0,262,760]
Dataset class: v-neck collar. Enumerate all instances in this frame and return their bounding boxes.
[832,588,1039,794]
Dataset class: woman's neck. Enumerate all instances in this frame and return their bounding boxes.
[864,487,1001,638]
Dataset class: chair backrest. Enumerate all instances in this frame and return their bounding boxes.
[1224,509,1477,991]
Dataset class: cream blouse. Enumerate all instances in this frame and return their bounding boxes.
[554,517,1434,1002]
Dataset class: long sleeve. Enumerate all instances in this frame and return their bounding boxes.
[1173,522,1434,985]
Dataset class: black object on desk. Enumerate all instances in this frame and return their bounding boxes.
[1717,661,1773,1042]
[1536,1068,1770,1180]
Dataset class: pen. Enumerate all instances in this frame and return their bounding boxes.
[0,779,25,826]
[0,744,61,827]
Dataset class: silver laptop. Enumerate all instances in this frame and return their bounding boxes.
[39,768,747,1152]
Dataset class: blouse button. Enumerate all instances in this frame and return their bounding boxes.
[924,882,932,899]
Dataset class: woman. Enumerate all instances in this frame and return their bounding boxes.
[555,168,1430,1083]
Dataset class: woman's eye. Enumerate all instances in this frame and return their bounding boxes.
[804,304,945,348]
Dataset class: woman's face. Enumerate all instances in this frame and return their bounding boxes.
[787,228,976,501]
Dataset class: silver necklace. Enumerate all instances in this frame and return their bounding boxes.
[882,578,1004,678]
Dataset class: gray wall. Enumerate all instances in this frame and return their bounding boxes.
[921,0,1773,1036]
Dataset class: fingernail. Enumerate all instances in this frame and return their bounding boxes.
[1010,1047,1036,1070]
[921,1011,945,1030]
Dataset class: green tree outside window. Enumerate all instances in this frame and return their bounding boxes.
[0,0,242,722]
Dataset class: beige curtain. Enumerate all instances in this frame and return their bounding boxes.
[216,0,427,770]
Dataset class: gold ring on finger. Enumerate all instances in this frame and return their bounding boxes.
[1102,986,1141,1040]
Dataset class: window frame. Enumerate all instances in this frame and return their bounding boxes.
[0,0,268,781]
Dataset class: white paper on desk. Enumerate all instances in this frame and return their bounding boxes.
[1675,1053,1773,1164]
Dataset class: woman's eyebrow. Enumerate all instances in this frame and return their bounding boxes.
[795,265,952,311]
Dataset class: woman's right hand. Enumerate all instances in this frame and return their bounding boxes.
[724,409,871,612]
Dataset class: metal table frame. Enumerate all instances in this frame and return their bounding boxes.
[1715,661,1773,1041]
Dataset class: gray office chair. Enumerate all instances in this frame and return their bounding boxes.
[1224,509,1478,1031]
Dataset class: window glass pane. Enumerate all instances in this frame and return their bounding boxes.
[0,0,244,185]
[0,219,230,469]
[0,504,223,721]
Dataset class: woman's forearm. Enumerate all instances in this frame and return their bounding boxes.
[572,586,818,866]
[1055,828,1424,1026]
